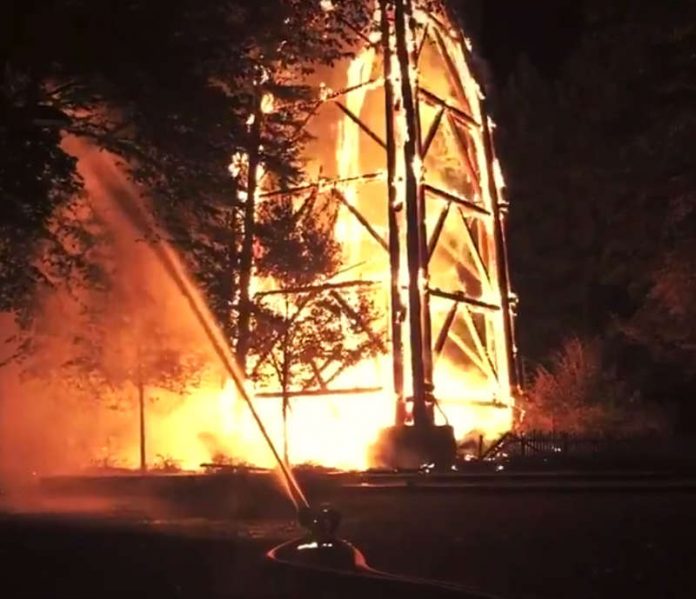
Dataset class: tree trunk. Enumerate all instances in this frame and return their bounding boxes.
[138,379,146,472]
[282,393,289,466]
[222,180,239,344]
[282,316,291,466]
[236,96,263,374]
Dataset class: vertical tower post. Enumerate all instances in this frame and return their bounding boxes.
[393,0,434,427]
[379,0,406,424]
[481,109,519,394]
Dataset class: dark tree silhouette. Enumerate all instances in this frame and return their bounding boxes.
[0,65,90,328]
[251,193,386,461]
[496,0,696,425]
[1,0,371,360]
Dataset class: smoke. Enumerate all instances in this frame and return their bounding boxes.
[0,135,247,499]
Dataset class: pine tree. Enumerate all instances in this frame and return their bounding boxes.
[1,0,371,352]
[497,0,696,421]
[0,64,89,328]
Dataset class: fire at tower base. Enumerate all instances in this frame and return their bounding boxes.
[247,0,520,469]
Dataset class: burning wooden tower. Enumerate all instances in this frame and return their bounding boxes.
[245,0,520,468]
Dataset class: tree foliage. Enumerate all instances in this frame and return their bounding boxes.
[1,0,370,322]
[252,192,386,393]
[522,337,664,435]
[495,0,696,422]
[2,0,386,405]
[0,65,89,325]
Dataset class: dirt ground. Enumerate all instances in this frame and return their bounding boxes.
[1,482,695,598]
[336,488,696,599]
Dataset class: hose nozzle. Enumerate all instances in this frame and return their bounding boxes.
[297,503,341,541]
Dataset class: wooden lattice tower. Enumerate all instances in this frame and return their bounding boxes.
[248,0,520,461]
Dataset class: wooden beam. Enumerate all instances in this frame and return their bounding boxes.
[250,293,317,379]
[459,304,499,381]
[334,101,387,150]
[256,386,383,399]
[429,287,500,313]
[418,87,479,129]
[260,171,385,199]
[255,279,379,297]
[330,289,387,353]
[309,359,329,391]
[433,299,458,357]
[321,78,383,104]
[380,0,406,414]
[424,184,490,218]
[421,106,445,158]
[447,329,493,380]
[458,207,492,292]
[446,112,483,199]
[330,189,389,252]
[427,201,451,261]
[416,22,430,63]
[430,25,474,116]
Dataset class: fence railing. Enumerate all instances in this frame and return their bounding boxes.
[471,431,665,462]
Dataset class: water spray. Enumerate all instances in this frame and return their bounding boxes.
[103,174,309,512]
[65,0,518,588]
[107,179,375,572]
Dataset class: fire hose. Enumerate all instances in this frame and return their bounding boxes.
[265,503,506,598]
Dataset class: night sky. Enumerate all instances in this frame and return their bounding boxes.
[473,1,585,82]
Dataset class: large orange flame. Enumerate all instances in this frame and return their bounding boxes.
[0,1,515,480]
[212,2,516,470]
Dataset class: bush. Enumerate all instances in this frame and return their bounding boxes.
[521,337,665,435]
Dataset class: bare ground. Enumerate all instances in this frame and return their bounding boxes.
[1,477,695,598]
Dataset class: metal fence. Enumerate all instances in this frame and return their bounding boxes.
[472,431,668,461]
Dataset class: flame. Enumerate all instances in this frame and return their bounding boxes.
[228,151,247,178]
[215,2,515,472]
[206,1,516,470]
[0,1,516,479]
[260,92,275,114]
